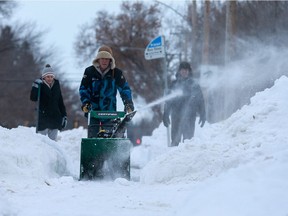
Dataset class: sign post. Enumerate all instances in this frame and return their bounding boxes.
[145,36,170,147]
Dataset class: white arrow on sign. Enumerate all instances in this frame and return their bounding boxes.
[144,36,165,60]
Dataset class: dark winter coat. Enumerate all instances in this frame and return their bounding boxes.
[30,79,67,131]
[79,66,133,111]
[163,76,206,145]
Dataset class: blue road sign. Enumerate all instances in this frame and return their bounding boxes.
[145,36,165,60]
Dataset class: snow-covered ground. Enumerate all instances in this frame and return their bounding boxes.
[1,76,288,216]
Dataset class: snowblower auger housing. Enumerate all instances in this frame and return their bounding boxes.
[79,110,135,181]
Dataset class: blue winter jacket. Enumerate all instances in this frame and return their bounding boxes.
[79,65,133,112]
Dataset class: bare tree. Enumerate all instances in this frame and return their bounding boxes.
[0,25,42,128]
[190,0,202,71]
[202,0,210,65]
[0,1,16,19]
[225,0,237,64]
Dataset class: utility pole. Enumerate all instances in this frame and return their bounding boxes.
[225,0,237,64]
[202,0,210,65]
[191,0,199,68]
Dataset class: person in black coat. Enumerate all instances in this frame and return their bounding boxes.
[163,62,206,146]
[30,64,67,141]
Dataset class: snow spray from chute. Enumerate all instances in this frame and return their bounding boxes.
[133,89,183,147]
[137,89,183,111]
[202,43,288,123]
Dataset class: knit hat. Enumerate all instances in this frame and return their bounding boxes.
[176,61,192,78]
[178,61,191,71]
[92,46,115,69]
[42,64,55,78]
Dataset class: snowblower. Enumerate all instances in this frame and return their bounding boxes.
[79,110,136,181]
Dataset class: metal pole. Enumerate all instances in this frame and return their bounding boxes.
[144,35,170,146]
[162,36,170,147]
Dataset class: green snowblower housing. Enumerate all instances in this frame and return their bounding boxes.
[79,111,134,180]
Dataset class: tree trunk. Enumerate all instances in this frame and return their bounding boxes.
[191,0,199,69]
[202,0,210,65]
[225,0,237,64]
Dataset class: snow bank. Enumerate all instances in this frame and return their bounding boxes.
[0,127,68,185]
[140,76,288,184]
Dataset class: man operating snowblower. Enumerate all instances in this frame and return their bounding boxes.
[78,45,135,180]
[79,45,135,138]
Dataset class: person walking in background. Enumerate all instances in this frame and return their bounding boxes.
[163,61,206,147]
[79,45,134,138]
[30,64,67,141]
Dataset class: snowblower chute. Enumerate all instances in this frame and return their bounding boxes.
[79,110,136,180]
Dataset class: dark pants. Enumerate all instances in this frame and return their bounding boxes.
[171,116,196,146]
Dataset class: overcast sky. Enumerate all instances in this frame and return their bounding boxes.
[11,0,183,87]
[12,0,124,85]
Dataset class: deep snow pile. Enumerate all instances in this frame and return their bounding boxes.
[0,76,287,185]
[0,76,288,216]
[140,75,288,184]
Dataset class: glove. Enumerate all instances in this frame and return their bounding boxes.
[34,78,43,84]
[33,79,42,88]
[61,116,67,129]
[163,113,170,127]
[81,103,91,113]
[124,102,134,114]
[124,102,134,122]
[198,116,206,128]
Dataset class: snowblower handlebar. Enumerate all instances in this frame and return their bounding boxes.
[89,111,126,120]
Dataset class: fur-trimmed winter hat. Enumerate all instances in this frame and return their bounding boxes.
[98,45,113,56]
[42,64,55,78]
[92,45,115,69]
